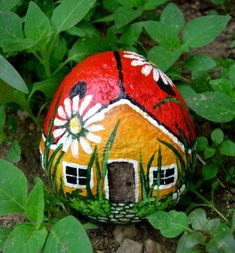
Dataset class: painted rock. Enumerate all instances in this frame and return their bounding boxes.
[40,51,196,223]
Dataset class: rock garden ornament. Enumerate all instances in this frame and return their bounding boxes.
[40,51,196,223]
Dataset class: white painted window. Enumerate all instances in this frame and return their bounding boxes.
[63,162,93,188]
[149,164,178,189]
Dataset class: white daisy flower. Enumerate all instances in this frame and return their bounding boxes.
[123,51,174,87]
[53,95,105,157]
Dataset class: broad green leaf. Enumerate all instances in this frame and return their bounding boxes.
[231,211,235,233]
[66,22,99,38]
[143,0,167,10]
[7,140,21,163]
[0,55,28,93]
[120,22,143,46]
[51,38,67,63]
[148,46,182,71]
[202,164,219,180]
[0,80,29,112]
[179,88,235,123]
[43,216,93,253]
[103,0,119,11]
[68,36,109,62]
[204,147,216,158]
[4,224,47,253]
[160,3,184,32]
[0,105,6,132]
[185,55,216,73]
[26,178,44,229]
[25,1,51,41]
[211,128,224,145]
[0,227,10,251]
[3,38,37,53]
[0,159,27,215]
[229,64,235,82]
[0,0,21,11]
[51,0,96,33]
[188,208,207,230]
[182,15,230,49]
[196,136,208,152]
[116,0,141,7]
[209,79,234,96]
[114,6,143,28]
[220,140,235,157]
[206,230,235,253]
[144,21,180,49]
[148,210,189,238]
[0,11,23,46]
[176,232,204,253]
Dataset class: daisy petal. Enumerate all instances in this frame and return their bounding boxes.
[141,65,152,76]
[84,112,105,127]
[54,117,67,127]
[80,137,92,154]
[57,132,69,146]
[86,124,104,132]
[165,75,174,87]
[123,54,141,60]
[79,95,93,116]
[64,98,72,118]
[86,132,102,143]
[159,71,168,85]
[71,139,79,157]
[83,103,102,121]
[131,60,146,66]
[62,135,72,152]
[58,105,67,119]
[72,95,80,113]
[53,128,66,138]
[153,68,160,82]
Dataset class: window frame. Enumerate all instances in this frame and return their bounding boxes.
[63,161,93,189]
[149,164,178,190]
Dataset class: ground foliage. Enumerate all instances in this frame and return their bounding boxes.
[0,0,235,252]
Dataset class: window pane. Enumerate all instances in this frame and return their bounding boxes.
[79,178,86,186]
[165,167,175,177]
[78,168,87,177]
[165,177,174,184]
[66,176,77,184]
[153,170,164,179]
[66,166,77,176]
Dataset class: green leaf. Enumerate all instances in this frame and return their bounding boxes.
[25,1,51,41]
[0,55,28,93]
[176,232,204,253]
[3,38,37,53]
[202,164,219,180]
[196,136,208,152]
[185,55,216,73]
[229,64,235,82]
[144,21,180,49]
[148,210,189,238]
[220,140,235,157]
[7,140,21,163]
[26,178,44,229]
[179,88,235,123]
[211,128,224,145]
[0,0,21,11]
[66,22,99,38]
[68,36,109,62]
[0,11,23,46]
[0,105,6,132]
[148,46,182,71]
[209,79,234,95]
[114,6,143,28]
[188,208,208,230]
[43,216,92,253]
[143,0,167,10]
[160,3,184,32]
[120,22,143,46]
[51,0,96,33]
[0,159,27,215]
[4,224,47,253]
[204,147,216,158]
[0,227,10,251]
[116,0,141,8]
[182,15,230,49]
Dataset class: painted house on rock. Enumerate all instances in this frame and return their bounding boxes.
[40,51,196,222]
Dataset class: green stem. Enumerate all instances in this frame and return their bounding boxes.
[52,57,72,75]
[190,189,230,225]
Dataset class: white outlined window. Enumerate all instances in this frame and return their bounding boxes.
[63,162,93,189]
[149,164,177,190]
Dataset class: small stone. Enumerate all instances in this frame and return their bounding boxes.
[144,239,163,253]
[116,239,143,253]
[113,224,138,243]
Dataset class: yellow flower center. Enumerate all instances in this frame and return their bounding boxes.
[69,116,82,135]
